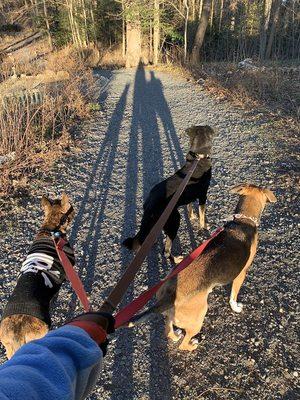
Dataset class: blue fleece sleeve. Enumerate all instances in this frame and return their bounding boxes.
[0,325,103,400]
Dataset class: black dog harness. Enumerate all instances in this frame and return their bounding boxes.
[2,237,75,326]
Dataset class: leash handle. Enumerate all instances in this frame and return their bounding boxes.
[114,227,224,329]
[54,238,91,313]
[100,158,200,314]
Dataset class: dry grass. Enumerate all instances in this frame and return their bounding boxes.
[156,54,299,130]
[187,62,300,124]
[154,59,300,139]
[0,46,95,197]
[98,44,125,69]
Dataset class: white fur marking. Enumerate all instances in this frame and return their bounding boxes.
[230,299,243,313]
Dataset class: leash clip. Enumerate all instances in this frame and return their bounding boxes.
[52,231,62,238]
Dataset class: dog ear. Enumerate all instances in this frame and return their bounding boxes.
[185,126,197,139]
[263,189,277,203]
[61,193,71,213]
[230,184,248,195]
[41,195,52,215]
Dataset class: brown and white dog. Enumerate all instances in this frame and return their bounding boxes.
[129,184,276,351]
[0,194,75,359]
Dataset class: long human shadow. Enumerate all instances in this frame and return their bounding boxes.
[139,67,171,400]
[111,65,172,400]
[65,83,130,318]
[148,70,198,252]
[110,67,140,400]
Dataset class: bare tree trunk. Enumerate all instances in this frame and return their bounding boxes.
[191,0,195,20]
[74,16,83,47]
[43,0,52,49]
[259,0,272,60]
[126,22,142,67]
[210,0,214,28]
[66,0,79,47]
[265,0,281,59]
[183,0,189,61]
[122,0,126,58]
[81,0,89,46]
[191,0,212,64]
[126,2,142,68]
[218,0,224,32]
[153,0,160,65]
[149,19,153,62]
[73,0,84,48]
[199,0,204,18]
[90,1,97,43]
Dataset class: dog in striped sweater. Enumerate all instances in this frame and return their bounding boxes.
[0,194,75,359]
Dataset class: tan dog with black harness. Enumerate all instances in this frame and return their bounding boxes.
[0,194,75,359]
[128,184,276,351]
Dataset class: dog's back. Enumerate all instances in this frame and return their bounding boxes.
[147,155,212,204]
[156,222,254,307]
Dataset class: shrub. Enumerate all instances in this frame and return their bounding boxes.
[0,46,95,197]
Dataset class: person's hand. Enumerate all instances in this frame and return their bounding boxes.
[66,312,115,356]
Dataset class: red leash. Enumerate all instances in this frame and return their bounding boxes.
[100,158,201,313]
[51,158,218,325]
[51,158,200,317]
[114,227,224,329]
[53,228,223,326]
[54,237,91,313]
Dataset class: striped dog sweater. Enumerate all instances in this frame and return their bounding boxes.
[2,237,75,326]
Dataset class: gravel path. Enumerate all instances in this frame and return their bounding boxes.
[0,67,299,399]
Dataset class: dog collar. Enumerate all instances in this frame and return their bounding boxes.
[38,206,73,238]
[232,213,259,226]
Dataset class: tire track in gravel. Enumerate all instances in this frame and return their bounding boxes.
[0,66,299,400]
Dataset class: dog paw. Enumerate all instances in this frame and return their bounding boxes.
[168,328,183,342]
[230,299,243,313]
[179,339,198,351]
[189,212,197,221]
[174,328,184,338]
[171,255,184,264]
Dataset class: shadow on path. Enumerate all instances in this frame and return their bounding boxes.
[148,70,198,251]
[66,66,199,397]
[111,65,174,400]
[66,82,130,317]
[111,65,199,399]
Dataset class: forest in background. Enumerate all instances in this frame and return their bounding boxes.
[1,0,299,66]
[0,0,299,200]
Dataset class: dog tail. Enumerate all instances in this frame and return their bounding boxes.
[126,301,173,328]
[127,307,156,327]
[122,236,141,250]
[122,237,135,250]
